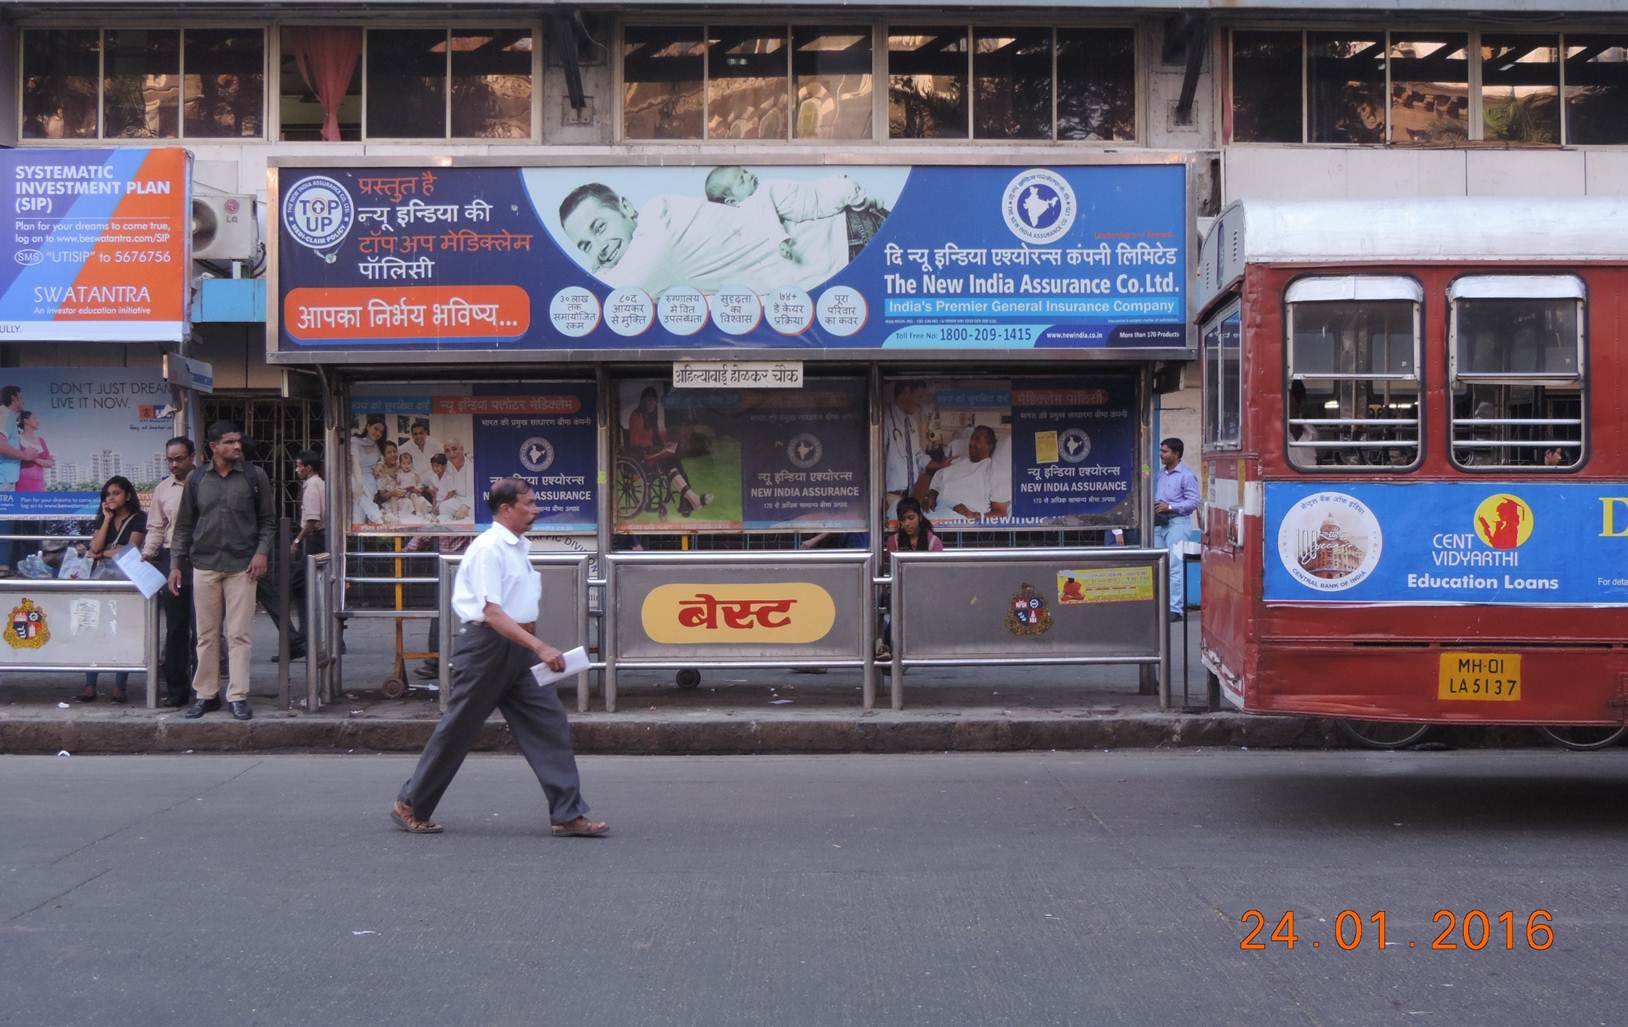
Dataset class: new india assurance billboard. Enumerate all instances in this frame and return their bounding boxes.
[1,148,191,343]
[275,163,1187,354]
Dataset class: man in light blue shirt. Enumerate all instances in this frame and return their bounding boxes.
[1154,437,1200,621]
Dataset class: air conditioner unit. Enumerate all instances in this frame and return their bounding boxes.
[192,195,260,262]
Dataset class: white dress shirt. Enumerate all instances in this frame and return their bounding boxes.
[451,523,539,625]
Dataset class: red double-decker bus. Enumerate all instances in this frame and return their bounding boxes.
[1195,199,1628,749]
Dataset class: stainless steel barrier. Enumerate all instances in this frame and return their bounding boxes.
[604,551,874,713]
[0,579,160,706]
[889,547,1171,711]
[304,552,339,710]
[437,554,595,713]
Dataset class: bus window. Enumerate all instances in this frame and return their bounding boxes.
[1449,275,1583,470]
[1285,276,1421,470]
[1203,305,1241,449]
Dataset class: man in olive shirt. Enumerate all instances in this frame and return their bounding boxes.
[168,421,275,721]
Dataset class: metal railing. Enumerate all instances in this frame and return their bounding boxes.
[603,550,874,713]
[0,578,159,706]
[888,547,1173,711]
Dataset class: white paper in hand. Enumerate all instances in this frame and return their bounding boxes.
[530,646,589,688]
[115,548,168,599]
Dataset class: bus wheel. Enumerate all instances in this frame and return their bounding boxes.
[1335,719,1431,750]
[1535,725,1628,751]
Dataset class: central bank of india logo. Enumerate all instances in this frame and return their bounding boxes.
[1473,493,1533,550]
[1276,491,1384,592]
[282,175,355,252]
[1001,169,1077,245]
[519,436,556,473]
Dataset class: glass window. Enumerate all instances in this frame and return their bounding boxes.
[1204,308,1243,449]
[279,27,362,141]
[1307,33,1384,144]
[708,26,787,140]
[367,29,447,138]
[1056,28,1135,141]
[450,29,533,139]
[1389,33,1469,144]
[974,27,1051,139]
[1450,287,1583,470]
[1481,35,1559,143]
[103,30,180,138]
[184,29,264,138]
[623,25,705,139]
[793,27,873,140]
[1287,298,1420,470]
[21,29,101,140]
[1564,36,1628,145]
[888,27,968,138]
[1230,30,1301,143]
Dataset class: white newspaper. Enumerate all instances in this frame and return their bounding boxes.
[114,547,168,599]
[530,646,589,688]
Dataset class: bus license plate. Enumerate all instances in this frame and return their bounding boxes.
[1438,652,1522,702]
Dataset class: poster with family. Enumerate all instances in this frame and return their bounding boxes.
[276,163,1187,354]
[0,368,173,518]
[614,379,866,533]
[349,383,596,534]
[881,375,1137,529]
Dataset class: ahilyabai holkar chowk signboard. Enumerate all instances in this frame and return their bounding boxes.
[273,162,1187,356]
[1,149,191,342]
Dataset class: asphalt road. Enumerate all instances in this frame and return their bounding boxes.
[3,751,1625,1026]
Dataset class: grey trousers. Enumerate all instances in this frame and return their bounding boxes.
[398,622,589,824]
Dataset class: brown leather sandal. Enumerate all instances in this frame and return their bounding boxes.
[390,800,443,834]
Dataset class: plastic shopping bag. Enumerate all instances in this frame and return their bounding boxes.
[57,549,94,581]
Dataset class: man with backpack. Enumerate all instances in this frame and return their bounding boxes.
[168,421,276,721]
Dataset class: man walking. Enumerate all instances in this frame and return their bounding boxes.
[391,478,606,838]
[141,436,198,707]
[1153,437,1200,622]
[168,421,275,721]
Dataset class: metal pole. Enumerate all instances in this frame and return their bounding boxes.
[1157,551,1171,711]
[144,591,159,710]
[305,552,320,712]
[276,516,291,709]
[604,555,617,713]
[864,363,881,711]
[1138,365,1160,697]
[437,556,453,713]
[327,374,348,703]
[890,559,904,710]
[595,366,612,710]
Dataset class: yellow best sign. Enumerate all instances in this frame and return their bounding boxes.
[640,583,837,644]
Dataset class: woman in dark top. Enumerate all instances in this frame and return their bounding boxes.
[79,476,146,703]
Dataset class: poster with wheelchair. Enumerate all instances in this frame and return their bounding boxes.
[613,379,866,533]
